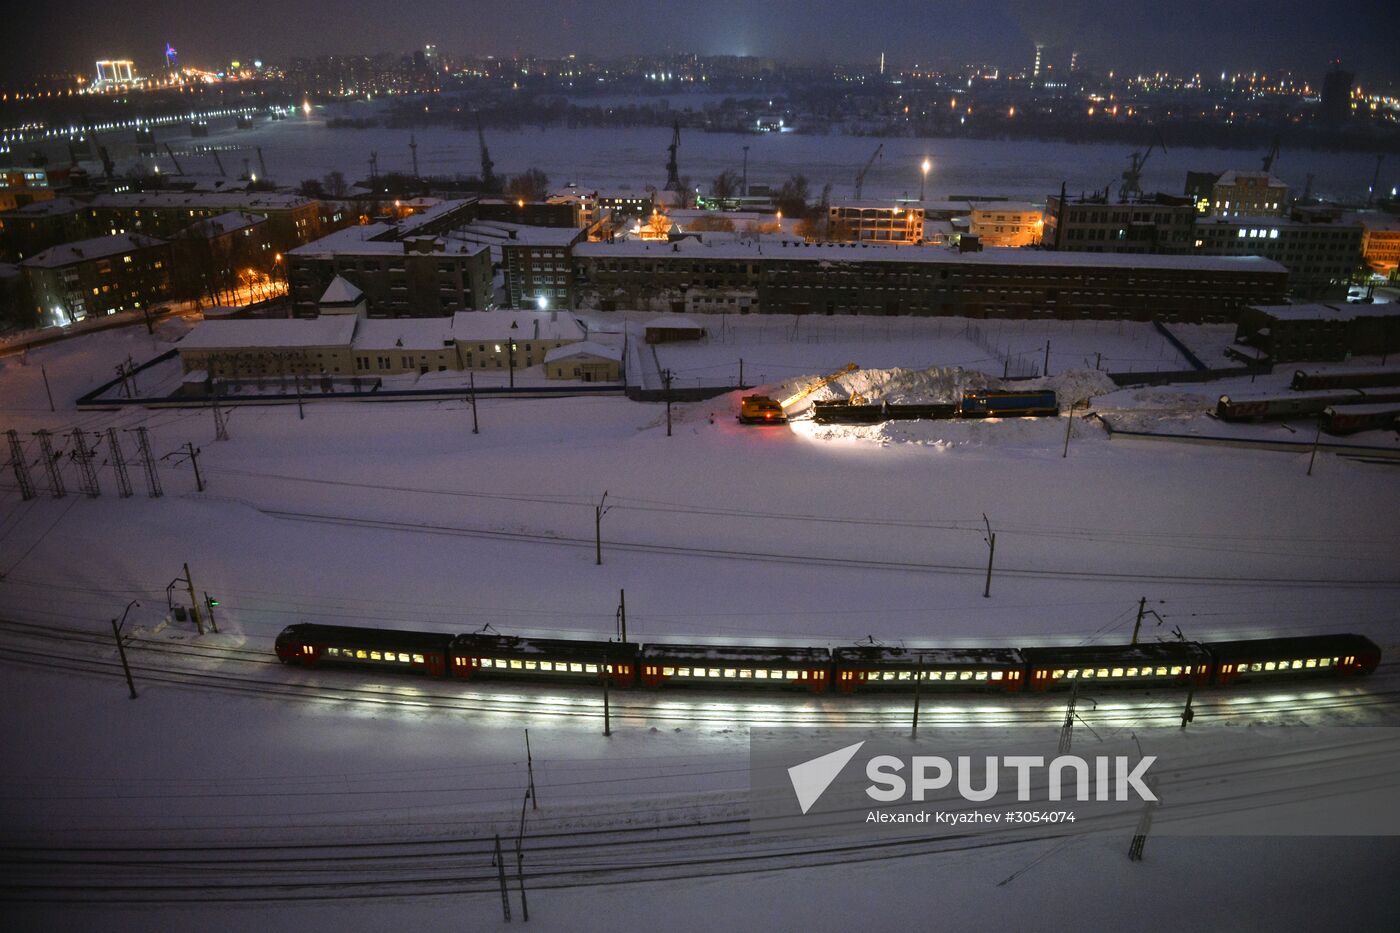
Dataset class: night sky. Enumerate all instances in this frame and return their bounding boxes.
[6,0,1397,84]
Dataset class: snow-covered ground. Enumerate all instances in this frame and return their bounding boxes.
[2,318,1398,929]
[87,110,1393,205]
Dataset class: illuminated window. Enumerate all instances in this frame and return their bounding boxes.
[1083,669,1094,678]
[571,663,583,672]
[585,664,598,674]
[663,666,675,676]
[1126,667,1139,677]
[1169,666,1181,675]
[1097,668,1110,678]
[693,668,706,678]
[510,660,523,669]
[723,668,737,678]
[1291,660,1302,670]
[356,650,368,659]
[786,671,798,680]
[539,661,552,671]
[1305,659,1316,668]
[709,669,721,678]
[739,669,752,678]
[1065,670,1078,679]
[525,661,537,670]
[755,669,767,679]
[1264,662,1276,671]
[991,672,1003,680]
[370,651,382,661]
[1111,668,1124,678]
[1052,669,1065,679]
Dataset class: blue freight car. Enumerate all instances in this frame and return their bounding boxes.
[959,390,1059,417]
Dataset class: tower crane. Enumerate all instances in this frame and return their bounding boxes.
[1119,130,1166,202]
[476,113,497,192]
[1261,134,1281,173]
[854,144,883,200]
[664,119,682,192]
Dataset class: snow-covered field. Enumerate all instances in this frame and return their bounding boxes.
[2,319,1399,929]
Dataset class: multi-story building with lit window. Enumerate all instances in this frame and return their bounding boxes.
[968,202,1043,247]
[88,192,325,253]
[1043,194,1197,254]
[1194,215,1363,299]
[1209,172,1289,217]
[21,233,171,324]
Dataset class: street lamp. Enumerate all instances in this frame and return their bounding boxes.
[920,158,931,201]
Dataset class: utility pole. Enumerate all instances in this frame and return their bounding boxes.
[70,429,100,497]
[663,368,674,436]
[595,490,610,566]
[742,145,749,197]
[1307,416,1323,476]
[981,513,996,598]
[1131,597,1147,644]
[1062,399,1076,458]
[1043,340,1051,377]
[523,729,538,809]
[33,430,65,498]
[492,835,512,923]
[112,599,140,700]
[602,666,612,736]
[507,336,516,389]
[182,562,204,635]
[295,372,304,420]
[1128,777,1159,861]
[211,378,229,441]
[617,589,627,643]
[738,357,744,387]
[40,365,54,412]
[1057,680,1080,754]
[107,427,132,497]
[515,778,529,918]
[186,442,205,492]
[5,430,35,501]
[128,427,161,497]
[469,370,479,434]
[1181,682,1196,729]
[911,653,924,737]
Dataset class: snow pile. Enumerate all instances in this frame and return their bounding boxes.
[782,365,1118,410]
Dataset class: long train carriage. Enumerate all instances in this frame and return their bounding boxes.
[1020,642,1211,692]
[639,644,832,693]
[1292,369,1400,391]
[1206,634,1381,686]
[1321,404,1400,436]
[1216,390,1365,422]
[450,633,639,687]
[274,623,454,677]
[832,646,1026,693]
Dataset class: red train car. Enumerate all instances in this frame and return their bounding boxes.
[831,646,1026,694]
[449,633,638,687]
[274,623,453,677]
[1207,634,1380,686]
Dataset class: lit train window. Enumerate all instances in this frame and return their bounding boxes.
[709,668,721,678]
[991,671,1003,680]
[1052,670,1065,679]
[1250,663,1262,672]
[739,669,752,678]
[586,664,599,674]
[1126,668,1138,677]
[786,671,799,680]
[571,663,583,672]
[1291,660,1302,669]
[1305,659,1316,668]
[959,671,972,681]
[1265,662,1276,671]
[356,650,368,659]
[663,666,675,676]
[327,647,339,657]
[724,668,737,678]
[756,670,769,679]
[1111,668,1124,678]
[1156,667,1167,675]
[1097,668,1109,678]
[510,660,523,669]
[1082,669,1093,678]
[1065,670,1078,679]
[1170,666,1181,675]
[399,653,410,663]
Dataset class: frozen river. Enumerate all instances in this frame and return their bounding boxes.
[96,105,1393,205]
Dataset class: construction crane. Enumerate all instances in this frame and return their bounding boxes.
[163,143,185,176]
[1119,131,1166,202]
[854,144,883,200]
[664,119,682,192]
[1261,134,1281,173]
[256,146,268,181]
[739,363,861,425]
[475,113,497,191]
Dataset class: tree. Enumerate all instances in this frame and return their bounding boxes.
[299,178,326,198]
[712,169,740,202]
[688,215,736,233]
[775,174,811,218]
[507,168,551,202]
[646,211,672,239]
[322,171,348,198]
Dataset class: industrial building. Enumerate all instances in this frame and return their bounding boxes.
[1193,215,1363,299]
[571,238,1287,322]
[826,202,926,246]
[1044,194,1197,254]
[1234,303,1400,362]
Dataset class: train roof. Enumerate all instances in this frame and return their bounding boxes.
[1203,633,1379,660]
[640,643,832,665]
[1020,642,1209,666]
[451,634,639,658]
[832,646,1025,666]
[276,623,454,650]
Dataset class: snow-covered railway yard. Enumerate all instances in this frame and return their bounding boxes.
[2,318,1399,930]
